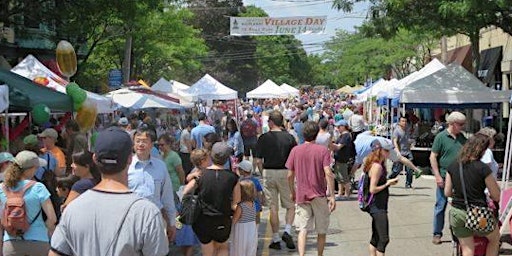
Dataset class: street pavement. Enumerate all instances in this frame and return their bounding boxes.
[256,175,512,256]
[169,174,512,255]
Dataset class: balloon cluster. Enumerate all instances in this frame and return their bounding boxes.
[65,83,97,132]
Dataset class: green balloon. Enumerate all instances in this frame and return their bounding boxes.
[32,104,51,125]
[66,82,87,110]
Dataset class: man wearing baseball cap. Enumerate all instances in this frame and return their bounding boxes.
[332,120,356,200]
[50,126,169,256]
[39,128,66,176]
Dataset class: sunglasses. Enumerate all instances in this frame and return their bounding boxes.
[157,143,166,147]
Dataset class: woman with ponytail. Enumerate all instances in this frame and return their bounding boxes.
[363,140,399,256]
[0,151,57,256]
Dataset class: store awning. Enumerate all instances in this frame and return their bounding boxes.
[433,45,472,72]
[478,46,502,85]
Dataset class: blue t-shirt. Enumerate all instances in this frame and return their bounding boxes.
[293,122,305,144]
[241,177,263,212]
[190,124,215,149]
[34,152,57,181]
[71,178,96,194]
[253,106,262,114]
[0,180,51,242]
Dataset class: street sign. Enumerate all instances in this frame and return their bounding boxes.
[108,69,122,88]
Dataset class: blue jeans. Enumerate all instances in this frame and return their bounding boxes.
[433,184,447,236]
[388,152,413,186]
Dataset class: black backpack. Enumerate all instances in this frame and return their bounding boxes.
[35,154,61,220]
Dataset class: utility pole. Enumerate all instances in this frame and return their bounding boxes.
[441,36,448,64]
[122,34,132,84]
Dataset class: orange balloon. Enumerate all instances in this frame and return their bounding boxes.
[76,99,97,132]
[56,40,77,78]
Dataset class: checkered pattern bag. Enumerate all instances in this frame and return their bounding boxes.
[458,163,496,233]
[465,204,496,233]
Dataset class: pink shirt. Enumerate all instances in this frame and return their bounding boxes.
[286,142,332,204]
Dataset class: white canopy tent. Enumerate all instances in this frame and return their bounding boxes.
[105,88,184,109]
[280,83,300,97]
[11,55,116,113]
[246,79,288,99]
[400,63,511,107]
[151,78,196,106]
[185,74,237,100]
[391,58,446,99]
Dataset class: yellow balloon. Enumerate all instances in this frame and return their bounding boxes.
[56,40,77,78]
[76,99,97,132]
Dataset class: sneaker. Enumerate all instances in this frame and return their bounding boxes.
[432,235,442,245]
[282,232,296,250]
[269,241,281,250]
[405,184,412,189]
[414,169,423,179]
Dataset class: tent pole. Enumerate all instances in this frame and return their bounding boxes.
[4,109,8,152]
[501,108,512,198]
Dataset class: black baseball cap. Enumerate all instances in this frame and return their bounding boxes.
[94,127,133,169]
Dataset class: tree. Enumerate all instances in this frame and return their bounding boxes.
[74,4,207,91]
[186,0,259,92]
[321,28,436,85]
[331,0,512,73]
[240,6,311,88]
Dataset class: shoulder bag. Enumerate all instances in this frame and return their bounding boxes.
[458,162,496,233]
[179,177,202,225]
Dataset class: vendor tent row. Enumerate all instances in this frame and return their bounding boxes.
[352,58,512,108]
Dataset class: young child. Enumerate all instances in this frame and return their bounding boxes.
[175,149,207,256]
[237,160,264,224]
[231,179,258,256]
[56,175,79,205]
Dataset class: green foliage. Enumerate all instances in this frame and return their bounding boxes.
[321,28,436,85]
[73,4,207,91]
[241,6,311,89]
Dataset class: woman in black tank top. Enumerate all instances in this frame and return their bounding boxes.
[362,143,399,255]
[183,142,241,256]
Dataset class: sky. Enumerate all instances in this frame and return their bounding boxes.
[242,0,370,54]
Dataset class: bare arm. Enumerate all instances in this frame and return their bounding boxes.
[183,178,197,194]
[430,152,441,177]
[231,182,241,211]
[444,173,453,197]
[485,174,501,202]
[61,190,80,212]
[399,155,421,173]
[232,203,242,224]
[42,199,57,237]
[175,165,185,185]
[255,158,263,175]
[288,170,295,202]
[369,163,397,194]
[324,166,335,198]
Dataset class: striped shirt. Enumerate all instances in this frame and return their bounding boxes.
[238,202,256,224]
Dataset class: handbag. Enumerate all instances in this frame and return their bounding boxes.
[458,162,496,233]
[179,178,202,225]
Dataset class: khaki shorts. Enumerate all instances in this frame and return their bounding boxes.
[333,162,350,183]
[295,197,331,234]
[262,169,294,210]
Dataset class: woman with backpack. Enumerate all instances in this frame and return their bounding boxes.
[0,151,57,256]
[363,140,398,256]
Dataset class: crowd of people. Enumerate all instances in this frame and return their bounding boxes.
[0,86,504,256]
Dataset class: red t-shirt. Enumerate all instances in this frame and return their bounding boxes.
[286,142,332,204]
